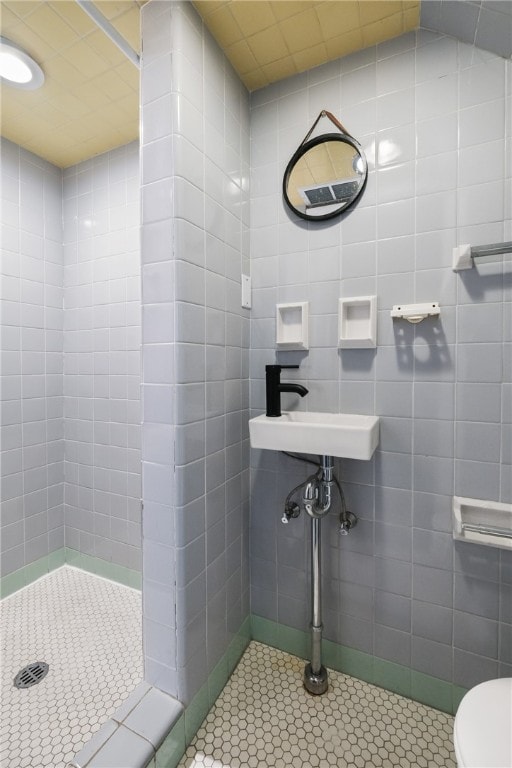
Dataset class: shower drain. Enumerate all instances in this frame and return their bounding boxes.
[14,662,49,689]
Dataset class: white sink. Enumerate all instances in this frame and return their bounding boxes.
[249,411,379,461]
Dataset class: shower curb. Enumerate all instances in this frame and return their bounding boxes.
[68,683,183,768]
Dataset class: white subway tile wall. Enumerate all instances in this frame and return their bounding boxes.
[1,139,64,576]
[140,1,250,705]
[249,32,512,689]
[62,142,141,571]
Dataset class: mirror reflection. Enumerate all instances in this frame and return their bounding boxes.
[283,133,367,221]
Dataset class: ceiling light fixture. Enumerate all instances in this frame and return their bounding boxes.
[0,37,45,90]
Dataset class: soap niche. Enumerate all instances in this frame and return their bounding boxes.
[276,302,309,350]
[338,296,377,348]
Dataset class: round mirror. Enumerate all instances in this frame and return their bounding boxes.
[283,133,368,221]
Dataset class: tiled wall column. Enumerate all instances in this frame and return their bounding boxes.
[1,139,64,578]
[140,0,177,697]
[249,31,512,693]
[141,0,251,704]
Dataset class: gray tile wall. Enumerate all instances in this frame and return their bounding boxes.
[421,0,512,60]
[140,0,250,704]
[1,138,141,579]
[249,31,512,689]
[1,139,64,576]
[62,143,142,572]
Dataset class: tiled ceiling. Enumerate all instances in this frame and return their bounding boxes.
[193,1,420,91]
[0,0,420,168]
[0,1,144,168]
[0,1,510,169]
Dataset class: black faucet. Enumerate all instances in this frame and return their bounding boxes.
[266,365,308,417]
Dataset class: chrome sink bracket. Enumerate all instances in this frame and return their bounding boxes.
[303,454,332,695]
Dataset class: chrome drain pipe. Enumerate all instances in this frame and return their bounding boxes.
[281,453,356,695]
[303,455,332,695]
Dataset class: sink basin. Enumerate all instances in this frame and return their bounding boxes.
[249,411,379,460]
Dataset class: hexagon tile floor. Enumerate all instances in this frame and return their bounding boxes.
[0,566,142,768]
[179,641,456,768]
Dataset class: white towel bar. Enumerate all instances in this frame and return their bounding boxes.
[452,241,512,271]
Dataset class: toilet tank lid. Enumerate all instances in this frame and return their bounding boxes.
[454,678,512,768]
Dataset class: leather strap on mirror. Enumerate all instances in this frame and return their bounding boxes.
[299,110,358,147]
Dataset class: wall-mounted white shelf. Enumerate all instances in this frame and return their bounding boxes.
[276,302,309,350]
[390,302,440,324]
[453,496,512,551]
[338,296,377,348]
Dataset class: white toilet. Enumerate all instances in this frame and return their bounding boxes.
[453,678,512,768]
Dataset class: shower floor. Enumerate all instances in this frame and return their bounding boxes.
[180,641,456,768]
[0,566,142,768]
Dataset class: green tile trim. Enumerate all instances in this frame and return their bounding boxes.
[208,656,229,708]
[152,617,252,768]
[1,548,141,599]
[452,685,469,714]
[322,638,339,670]
[411,671,453,714]
[228,615,251,676]
[64,548,142,590]
[339,644,374,684]
[373,658,411,699]
[0,549,66,599]
[48,548,66,571]
[0,569,27,600]
[277,623,309,659]
[250,615,465,715]
[180,616,251,759]
[184,682,210,746]
[155,714,186,768]
[251,616,309,664]
[251,614,279,647]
